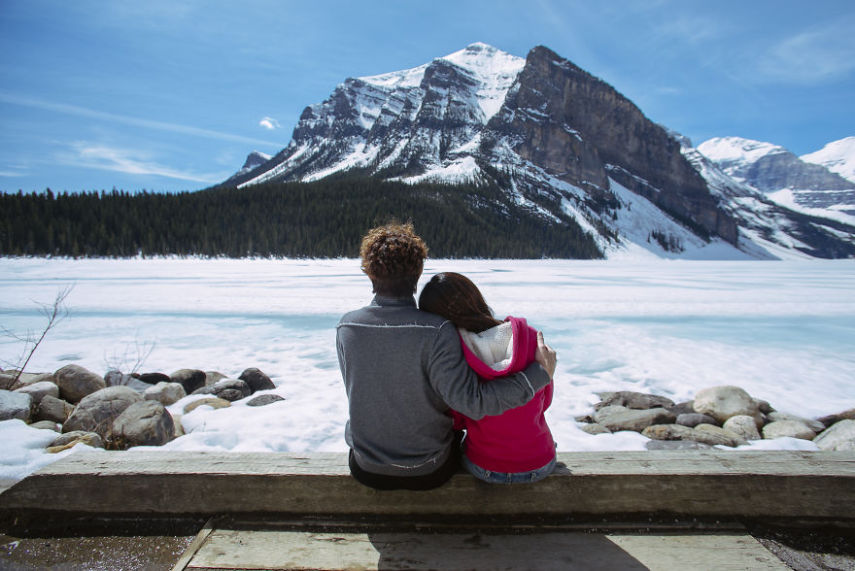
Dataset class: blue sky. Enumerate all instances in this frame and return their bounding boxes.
[1,0,854,193]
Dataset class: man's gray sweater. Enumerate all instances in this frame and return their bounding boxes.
[337,294,551,477]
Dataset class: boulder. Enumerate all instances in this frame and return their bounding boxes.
[816,408,855,428]
[667,401,696,416]
[813,419,855,451]
[143,382,186,406]
[212,379,251,402]
[692,385,760,424]
[112,401,175,448]
[170,369,206,394]
[62,386,143,439]
[54,365,106,404]
[46,430,104,453]
[29,420,60,431]
[762,420,816,441]
[594,391,674,411]
[766,412,825,434]
[642,424,741,447]
[205,371,227,387]
[13,381,59,405]
[36,395,75,423]
[676,413,717,428]
[579,423,611,435]
[238,368,275,393]
[722,415,761,441]
[10,372,55,390]
[754,399,775,414]
[0,390,32,422]
[694,423,747,447]
[0,373,15,390]
[593,405,676,432]
[191,386,215,395]
[246,394,286,407]
[105,370,152,392]
[184,397,231,414]
[135,372,172,385]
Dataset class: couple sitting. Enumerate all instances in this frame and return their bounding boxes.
[336,223,557,490]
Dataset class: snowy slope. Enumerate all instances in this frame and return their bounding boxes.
[801,137,855,184]
[698,136,855,225]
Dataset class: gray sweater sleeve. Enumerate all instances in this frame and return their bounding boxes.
[427,321,550,420]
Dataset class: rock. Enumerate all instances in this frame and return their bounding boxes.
[238,368,275,393]
[642,424,742,447]
[170,369,206,394]
[667,401,696,416]
[594,391,674,411]
[105,370,152,392]
[692,385,760,424]
[36,395,75,423]
[191,386,215,395]
[816,408,855,428]
[645,440,712,450]
[62,386,143,440]
[593,405,676,432]
[134,372,172,385]
[676,413,717,428]
[722,415,761,441]
[0,390,32,422]
[46,430,104,453]
[694,423,747,447]
[754,399,775,414]
[762,420,816,441]
[54,365,106,404]
[574,413,595,423]
[184,397,231,414]
[813,419,855,451]
[143,382,186,406]
[171,414,185,437]
[0,373,15,390]
[29,420,60,431]
[212,379,251,402]
[246,394,286,407]
[10,372,55,389]
[112,401,175,448]
[13,381,59,405]
[579,423,611,435]
[205,371,227,387]
[766,412,825,434]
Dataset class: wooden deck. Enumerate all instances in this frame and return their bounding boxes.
[2,450,853,525]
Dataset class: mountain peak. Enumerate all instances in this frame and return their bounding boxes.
[801,136,855,183]
[698,137,787,164]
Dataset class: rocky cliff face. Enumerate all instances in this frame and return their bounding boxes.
[480,46,738,245]
[224,43,854,259]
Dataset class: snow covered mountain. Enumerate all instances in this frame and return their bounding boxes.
[801,137,855,184]
[226,43,855,260]
[698,136,855,225]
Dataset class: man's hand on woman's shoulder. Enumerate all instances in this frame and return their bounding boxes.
[535,331,557,378]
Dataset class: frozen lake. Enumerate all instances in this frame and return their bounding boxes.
[2,257,854,481]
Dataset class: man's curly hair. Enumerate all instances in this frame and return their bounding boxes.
[360,222,428,296]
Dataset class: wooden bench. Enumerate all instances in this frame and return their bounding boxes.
[2,450,853,528]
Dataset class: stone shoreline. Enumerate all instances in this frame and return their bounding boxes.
[2,365,854,455]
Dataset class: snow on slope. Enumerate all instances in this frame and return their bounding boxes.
[696,137,786,182]
[802,137,855,183]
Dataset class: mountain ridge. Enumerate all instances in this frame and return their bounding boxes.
[224,43,854,260]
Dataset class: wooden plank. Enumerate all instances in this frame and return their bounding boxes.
[2,451,853,521]
[184,529,788,570]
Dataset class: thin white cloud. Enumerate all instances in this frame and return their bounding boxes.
[62,143,224,183]
[755,18,855,84]
[0,91,285,148]
[259,116,281,130]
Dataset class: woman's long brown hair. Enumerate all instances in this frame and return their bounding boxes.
[418,272,503,333]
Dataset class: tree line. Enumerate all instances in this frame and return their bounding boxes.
[0,177,603,259]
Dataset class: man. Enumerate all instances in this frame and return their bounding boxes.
[336,223,557,490]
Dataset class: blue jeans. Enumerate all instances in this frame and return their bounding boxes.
[463,455,556,484]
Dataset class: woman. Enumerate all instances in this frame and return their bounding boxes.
[419,272,556,484]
